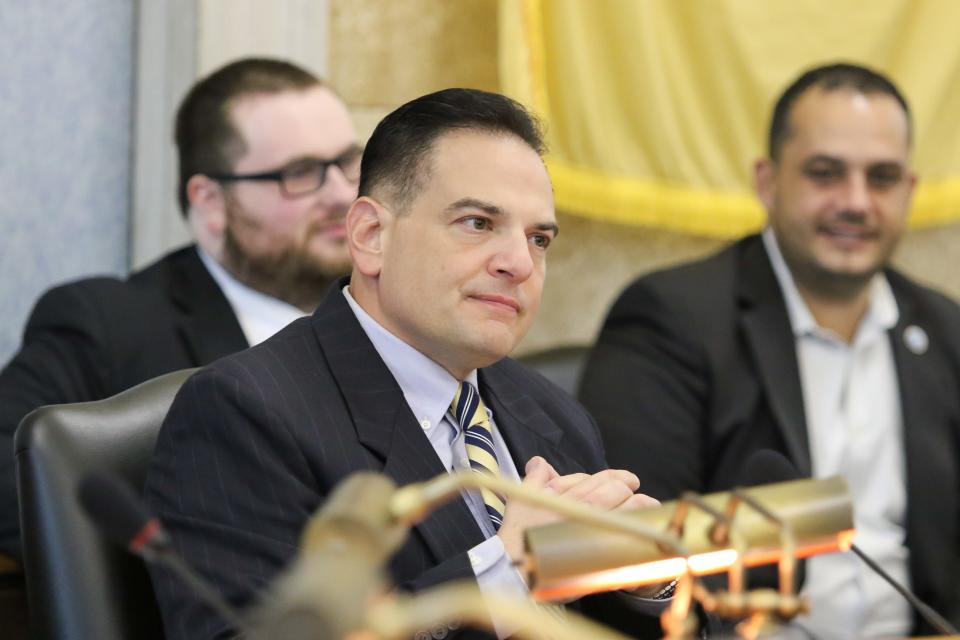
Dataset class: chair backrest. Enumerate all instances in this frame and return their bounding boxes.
[518,345,591,397]
[14,368,197,640]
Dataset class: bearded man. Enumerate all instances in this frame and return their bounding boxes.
[0,58,359,558]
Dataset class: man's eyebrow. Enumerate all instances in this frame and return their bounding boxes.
[803,154,844,165]
[444,198,504,216]
[445,197,558,236]
[803,154,906,170]
[535,222,559,237]
[279,145,362,168]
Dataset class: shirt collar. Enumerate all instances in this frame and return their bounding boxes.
[762,228,899,341]
[343,285,479,430]
[197,247,306,346]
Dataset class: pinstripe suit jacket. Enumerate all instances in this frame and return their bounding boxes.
[144,282,659,640]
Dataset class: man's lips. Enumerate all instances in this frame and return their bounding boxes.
[313,221,347,239]
[469,294,522,314]
[817,224,879,244]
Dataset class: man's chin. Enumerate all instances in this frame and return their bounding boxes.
[302,239,352,277]
[301,253,352,281]
[818,251,887,280]
[471,328,526,361]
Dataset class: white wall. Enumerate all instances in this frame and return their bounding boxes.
[0,0,331,364]
[0,0,135,363]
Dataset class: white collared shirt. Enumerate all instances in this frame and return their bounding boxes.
[197,248,307,347]
[763,229,911,638]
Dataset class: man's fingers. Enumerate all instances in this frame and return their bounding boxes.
[545,473,590,493]
[615,492,661,511]
[550,469,640,500]
[522,456,560,487]
[546,469,640,494]
[577,477,639,509]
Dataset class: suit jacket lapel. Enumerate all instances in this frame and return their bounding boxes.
[887,278,955,589]
[167,247,249,364]
[310,284,486,561]
[736,237,812,475]
[480,364,586,475]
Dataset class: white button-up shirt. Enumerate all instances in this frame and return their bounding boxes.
[198,248,307,347]
[763,229,911,638]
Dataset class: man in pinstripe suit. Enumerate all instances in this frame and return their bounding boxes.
[145,88,665,639]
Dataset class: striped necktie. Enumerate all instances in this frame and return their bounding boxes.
[451,381,506,531]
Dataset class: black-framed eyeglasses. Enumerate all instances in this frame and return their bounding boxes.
[208,146,363,197]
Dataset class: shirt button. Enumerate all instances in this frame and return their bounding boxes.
[420,418,431,430]
[460,457,470,467]
[468,551,480,565]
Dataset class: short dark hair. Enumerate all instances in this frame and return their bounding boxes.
[768,62,911,161]
[358,88,545,210]
[174,58,323,216]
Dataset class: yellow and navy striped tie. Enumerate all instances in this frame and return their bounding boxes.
[451,381,506,530]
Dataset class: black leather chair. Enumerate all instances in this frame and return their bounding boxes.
[518,345,590,397]
[15,368,197,640]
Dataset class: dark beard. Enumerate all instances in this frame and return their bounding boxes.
[795,263,878,301]
[221,223,349,312]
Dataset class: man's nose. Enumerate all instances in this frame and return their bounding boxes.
[843,172,872,213]
[321,165,358,209]
[489,231,534,282]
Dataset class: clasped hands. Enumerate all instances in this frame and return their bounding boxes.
[497,456,666,600]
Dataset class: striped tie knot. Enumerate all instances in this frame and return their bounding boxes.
[451,381,506,530]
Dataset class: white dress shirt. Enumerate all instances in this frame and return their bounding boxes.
[763,229,911,638]
[197,248,307,346]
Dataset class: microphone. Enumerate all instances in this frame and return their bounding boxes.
[738,450,958,636]
[78,472,171,558]
[77,471,253,637]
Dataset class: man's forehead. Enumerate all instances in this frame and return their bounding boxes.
[782,88,911,161]
[411,128,553,204]
[229,87,356,162]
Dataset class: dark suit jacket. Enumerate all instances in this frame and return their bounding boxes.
[144,283,662,640]
[0,246,248,556]
[579,234,960,634]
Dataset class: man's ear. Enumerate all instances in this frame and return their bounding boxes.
[905,169,918,201]
[753,158,777,213]
[186,174,227,238]
[347,196,389,277]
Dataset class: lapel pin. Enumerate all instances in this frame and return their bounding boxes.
[903,325,928,355]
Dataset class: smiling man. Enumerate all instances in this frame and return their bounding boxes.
[580,63,960,636]
[0,58,358,558]
[146,88,665,640]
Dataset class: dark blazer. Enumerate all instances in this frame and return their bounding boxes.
[144,283,662,640]
[0,246,248,556]
[579,234,960,633]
